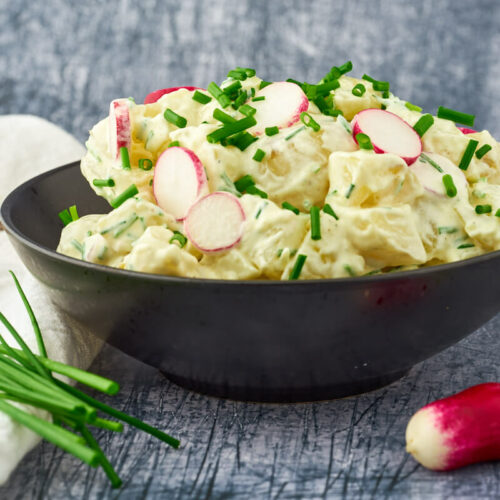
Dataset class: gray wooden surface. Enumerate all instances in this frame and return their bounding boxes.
[1,0,500,498]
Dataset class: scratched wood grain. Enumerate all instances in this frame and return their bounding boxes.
[1,0,500,498]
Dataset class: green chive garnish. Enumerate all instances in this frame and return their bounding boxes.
[110,184,138,209]
[252,96,265,102]
[438,226,458,234]
[300,112,321,132]
[138,159,153,171]
[164,108,187,128]
[310,206,321,240]
[253,149,266,162]
[437,106,475,127]
[352,84,366,97]
[285,126,306,141]
[68,205,79,222]
[207,82,231,108]
[231,91,248,110]
[405,102,422,112]
[495,209,500,217]
[227,132,257,151]
[281,201,300,215]
[420,153,443,172]
[192,90,212,104]
[323,204,339,220]
[355,133,373,150]
[234,175,255,193]
[413,114,434,137]
[93,178,115,187]
[227,69,247,81]
[213,108,236,124]
[345,183,355,199]
[458,139,479,170]
[344,265,356,277]
[475,144,492,159]
[265,126,280,136]
[475,204,492,214]
[259,81,272,90]
[223,80,242,96]
[239,104,256,117]
[58,205,79,226]
[120,147,131,169]
[457,243,475,249]
[168,140,180,148]
[246,185,268,199]
[442,174,457,198]
[373,80,390,92]
[169,231,187,247]
[289,254,307,280]
[206,115,257,143]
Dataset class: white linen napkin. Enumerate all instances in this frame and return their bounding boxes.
[0,115,103,485]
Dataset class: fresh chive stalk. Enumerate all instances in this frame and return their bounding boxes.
[420,153,443,172]
[93,178,115,187]
[138,159,153,171]
[110,184,138,209]
[265,126,280,136]
[323,204,339,220]
[120,147,131,169]
[192,90,212,104]
[289,254,307,280]
[352,84,366,97]
[475,144,492,159]
[405,102,422,112]
[355,133,373,150]
[458,139,479,170]
[442,174,457,197]
[252,148,266,162]
[213,108,237,124]
[413,114,434,137]
[168,141,180,148]
[206,116,256,143]
[169,231,187,248]
[345,183,355,199]
[207,82,231,108]
[281,201,300,215]
[475,204,492,214]
[437,106,475,127]
[164,108,187,128]
[310,206,321,240]
[300,112,321,132]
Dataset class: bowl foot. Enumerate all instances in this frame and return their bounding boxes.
[159,369,410,403]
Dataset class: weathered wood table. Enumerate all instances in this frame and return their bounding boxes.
[1,0,499,497]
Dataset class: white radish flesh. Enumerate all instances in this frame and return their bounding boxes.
[352,109,422,165]
[108,99,131,159]
[411,152,468,197]
[185,192,245,252]
[249,82,309,135]
[153,147,208,221]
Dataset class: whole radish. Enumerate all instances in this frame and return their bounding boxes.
[108,99,131,159]
[351,108,422,165]
[406,383,500,471]
[144,87,201,104]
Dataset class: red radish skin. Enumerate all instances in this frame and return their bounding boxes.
[249,82,309,135]
[458,127,477,135]
[108,99,131,159]
[185,192,246,252]
[352,109,422,165]
[153,147,208,221]
[144,87,202,104]
[406,383,500,471]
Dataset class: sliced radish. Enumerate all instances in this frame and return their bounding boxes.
[458,126,477,135]
[185,192,245,252]
[153,147,208,220]
[249,82,309,135]
[144,86,202,104]
[352,109,422,165]
[108,99,131,159]
[411,152,468,197]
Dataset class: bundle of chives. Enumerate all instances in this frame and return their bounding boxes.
[58,205,80,226]
[0,272,179,488]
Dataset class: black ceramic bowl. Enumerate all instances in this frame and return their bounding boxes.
[2,161,500,402]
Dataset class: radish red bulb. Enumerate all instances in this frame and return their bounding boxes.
[458,126,477,135]
[153,147,208,220]
[406,383,500,471]
[108,99,131,159]
[185,192,245,252]
[352,109,422,165]
[144,87,202,104]
[249,82,309,135]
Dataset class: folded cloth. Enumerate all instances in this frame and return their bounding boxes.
[0,115,103,485]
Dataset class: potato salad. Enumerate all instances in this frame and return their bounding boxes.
[57,63,500,279]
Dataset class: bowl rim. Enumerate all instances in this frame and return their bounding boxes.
[2,161,500,288]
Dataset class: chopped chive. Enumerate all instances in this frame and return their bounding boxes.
[323,203,339,220]
[413,114,434,137]
[285,126,306,141]
[345,183,355,199]
[344,265,356,277]
[113,215,138,238]
[352,84,366,97]
[310,206,321,240]
[227,132,257,151]
[442,174,457,197]
[265,126,280,136]
[223,80,242,95]
[93,178,115,187]
[246,185,268,199]
[438,226,458,234]
[362,74,376,83]
[382,90,390,99]
[281,201,300,215]
[231,91,248,110]
[475,204,492,214]
[355,133,373,150]
[437,106,475,127]
[120,147,131,169]
[169,231,187,248]
[420,153,443,172]
[475,144,492,159]
[289,254,307,280]
[405,102,422,112]
[300,112,321,132]
[457,243,475,249]
[206,115,257,143]
[213,108,237,124]
[259,80,272,90]
[253,148,266,162]
[495,209,500,217]
[164,108,187,128]
[250,88,256,97]
[68,205,79,222]
[71,239,84,257]
[252,96,265,102]
[227,69,247,81]
[373,80,390,92]
[277,248,283,258]
[234,175,255,193]
[207,82,231,108]
[255,203,267,219]
[192,90,212,104]
[58,209,72,226]
[110,184,138,209]
[236,67,256,77]
[168,140,180,148]
[239,104,256,117]
[458,139,479,170]
[338,61,353,74]
[138,159,153,171]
